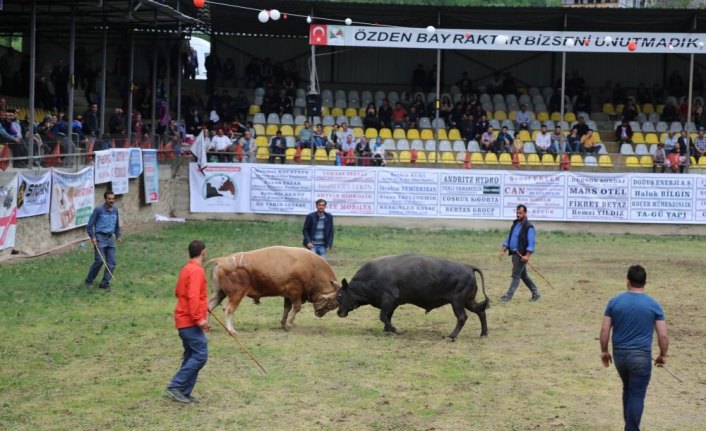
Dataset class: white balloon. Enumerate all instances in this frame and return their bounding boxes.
[426,25,436,34]
[565,38,575,47]
[495,35,508,45]
[345,18,352,26]
[699,41,705,48]
[258,10,269,23]
[269,9,280,21]
[668,44,674,50]
[604,36,613,43]
[306,15,312,24]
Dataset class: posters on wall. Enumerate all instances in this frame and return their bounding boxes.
[188,163,706,224]
[17,171,52,218]
[94,149,112,184]
[111,149,130,195]
[50,167,95,233]
[128,148,143,178]
[142,149,159,203]
[0,174,18,251]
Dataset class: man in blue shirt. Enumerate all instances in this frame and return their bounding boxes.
[498,204,540,302]
[599,265,669,431]
[302,199,334,259]
[85,191,122,290]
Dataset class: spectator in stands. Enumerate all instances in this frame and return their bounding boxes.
[457,71,472,96]
[515,104,531,131]
[677,130,692,156]
[662,100,678,123]
[566,128,580,154]
[132,113,146,148]
[208,128,232,162]
[276,90,292,117]
[460,114,476,143]
[411,64,426,93]
[612,83,627,105]
[614,119,633,145]
[663,130,678,154]
[406,106,419,130]
[502,72,517,94]
[665,142,686,173]
[551,126,568,154]
[339,123,354,147]
[204,53,221,95]
[535,124,552,157]
[391,102,408,130]
[425,64,437,93]
[35,75,53,110]
[572,116,589,139]
[355,137,372,166]
[512,134,524,155]
[185,47,198,80]
[341,134,355,160]
[371,138,386,166]
[261,87,278,117]
[487,72,503,93]
[653,142,666,173]
[50,58,69,111]
[694,127,706,162]
[622,100,638,122]
[237,130,256,163]
[246,121,257,139]
[652,83,665,105]
[580,129,601,155]
[474,114,490,141]
[567,70,585,97]
[164,119,180,150]
[549,90,562,113]
[496,126,513,154]
[328,124,341,149]
[36,115,55,155]
[0,109,27,168]
[244,58,260,88]
[412,94,426,117]
[636,82,651,105]
[378,98,393,129]
[83,103,100,139]
[260,58,274,85]
[480,126,495,153]
[440,96,453,125]
[108,108,126,147]
[297,121,313,149]
[574,88,592,114]
[599,80,613,104]
[268,130,286,164]
[450,102,465,129]
[692,99,705,127]
[313,124,328,150]
[364,103,379,130]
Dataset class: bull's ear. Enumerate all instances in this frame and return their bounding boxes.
[341,278,348,289]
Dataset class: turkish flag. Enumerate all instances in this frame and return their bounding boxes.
[309,25,328,45]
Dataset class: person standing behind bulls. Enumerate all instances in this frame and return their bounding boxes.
[166,240,210,404]
[498,204,540,302]
[599,265,669,431]
[85,191,122,290]
[303,199,334,259]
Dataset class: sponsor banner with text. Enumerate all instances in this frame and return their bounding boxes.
[17,171,52,218]
[50,167,95,233]
[142,150,160,204]
[0,174,18,251]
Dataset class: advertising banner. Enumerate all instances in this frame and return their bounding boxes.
[143,149,160,204]
[17,171,52,218]
[94,149,112,184]
[50,167,95,233]
[189,163,250,213]
[112,149,130,195]
[128,148,143,178]
[0,174,18,251]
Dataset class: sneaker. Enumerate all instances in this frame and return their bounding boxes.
[166,388,191,403]
[84,281,93,288]
[499,295,512,302]
[186,395,199,403]
[530,293,541,302]
[99,282,111,290]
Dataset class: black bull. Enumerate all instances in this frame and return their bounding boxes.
[337,254,490,340]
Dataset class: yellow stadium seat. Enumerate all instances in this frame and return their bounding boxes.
[470,152,485,165]
[494,110,507,121]
[441,151,456,164]
[625,155,640,168]
[527,153,541,166]
[448,129,462,140]
[345,108,357,117]
[427,151,438,163]
[331,107,343,117]
[696,156,706,169]
[550,112,562,122]
[564,112,576,122]
[256,136,268,148]
[436,129,448,140]
[659,132,670,143]
[249,104,261,115]
[498,152,513,165]
[691,156,697,166]
[602,103,615,114]
[639,155,653,168]
[492,130,499,139]
[365,128,378,139]
[484,152,499,165]
[285,148,296,161]
[515,153,527,166]
[598,154,613,168]
[328,149,337,162]
[254,124,266,136]
[518,130,531,141]
[420,129,434,140]
[531,130,540,141]
[570,154,584,167]
[300,148,312,161]
[593,131,602,142]
[399,150,411,163]
[387,151,398,163]
[541,153,555,166]
[407,129,420,140]
[655,104,664,114]
[509,110,517,121]
[379,128,392,139]
[632,132,645,144]
[358,107,366,117]
[256,147,269,160]
[324,125,334,136]
[353,127,364,138]
[416,151,427,163]
[393,128,406,139]
[615,104,624,113]
[537,112,549,122]
[642,103,654,114]
[321,106,330,116]
[265,124,279,135]
[314,148,328,161]
[281,125,294,136]
[645,133,659,144]
[486,111,494,119]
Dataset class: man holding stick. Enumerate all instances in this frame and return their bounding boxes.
[85,191,122,290]
[166,240,210,404]
[498,204,540,302]
[599,264,669,431]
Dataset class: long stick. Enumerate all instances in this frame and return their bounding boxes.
[207,308,267,375]
[525,257,556,290]
[92,239,116,282]
[653,357,684,383]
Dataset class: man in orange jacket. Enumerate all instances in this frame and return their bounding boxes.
[166,240,210,403]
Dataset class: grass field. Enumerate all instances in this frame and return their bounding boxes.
[1,220,705,430]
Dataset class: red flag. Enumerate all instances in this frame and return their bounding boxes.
[512,152,520,168]
[561,153,571,171]
[309,25,328,45]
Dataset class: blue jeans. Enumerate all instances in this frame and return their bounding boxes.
[613,349,652,431]
[505,254,539,298]
[311,244,327,259]
[168,326,208,397]
[85,235,116,285]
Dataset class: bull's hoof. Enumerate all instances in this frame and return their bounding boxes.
[480,332,489,337]
[252,298,261,305]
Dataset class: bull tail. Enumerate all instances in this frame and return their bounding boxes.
[468,267,490,312]
[207,260,226,311]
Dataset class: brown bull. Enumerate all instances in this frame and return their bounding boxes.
[207,246,340,333]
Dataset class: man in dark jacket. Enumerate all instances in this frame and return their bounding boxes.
[498,204,540,302]
[302,199,334,259]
